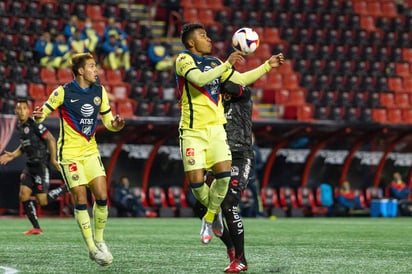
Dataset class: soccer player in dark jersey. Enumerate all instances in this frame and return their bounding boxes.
[193,80,284,272]
[33,52,125,266]
[0,99,67,235]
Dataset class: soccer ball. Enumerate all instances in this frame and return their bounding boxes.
[232,27,260,54]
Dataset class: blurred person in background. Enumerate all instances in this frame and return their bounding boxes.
[0,99,67,235]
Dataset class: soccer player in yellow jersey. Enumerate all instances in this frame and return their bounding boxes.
[33,52,125,266]
[175,23,284,245]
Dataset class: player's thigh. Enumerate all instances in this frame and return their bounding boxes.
[206,125,231,169]
[35,193,48,206]
[19,184,32,201]
[89,176,108,201]
[179,128,208,172]
[60,160,88,189]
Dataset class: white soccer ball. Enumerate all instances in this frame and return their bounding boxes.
[232,27,260,54]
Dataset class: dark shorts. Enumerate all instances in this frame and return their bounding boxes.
[21,163,50,194]
[230,152,255,192]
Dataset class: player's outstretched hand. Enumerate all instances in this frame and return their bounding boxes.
[227,51,245,66]
[111,114,125,131]
[0,151,13,165]
[32,106,44,121]
[268,53,285,68]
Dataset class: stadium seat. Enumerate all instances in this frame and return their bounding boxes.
[366,2,382,17]
[360,16,376,31]
[282,74,300,90]
[273,89,289,105]
[278,187,303,217]
[167,186,193,217]
[395,63,410,78]
[260,187,286,217]
[40,68,59,85]
[28,83,46,100]
[387,108,403,124]
[402,108,412,124]
[387,77,403,93]
[56,68,73,83]
[379,93,395,108]
[198,9,216,26]
[394,93,410,108]
[86,4,105,21]
[381,2,398,17]
[111,83,131,101]
[116,99,136,118]
[148,186,174,217]
[263,27,282,45]
[106,69,124,85]
[296,187,328,216]
[402,78,412,93]
[402,48,412,63]
[371,108,387,123]
[297,104,314,121]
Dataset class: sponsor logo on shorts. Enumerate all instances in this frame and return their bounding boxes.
[186,148,195,157]
[72,174,79,181]
[68,163,77,172]
[188,159,195,165]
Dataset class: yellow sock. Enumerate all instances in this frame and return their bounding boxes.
[75,208,96,252]
[93,203,108,243]
[191,183,210,207]
[204,210,215,223]
[208,176,229,214]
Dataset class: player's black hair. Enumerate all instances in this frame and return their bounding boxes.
[181,23,205,48]
[71,52,94,76]
[16,98,29,105]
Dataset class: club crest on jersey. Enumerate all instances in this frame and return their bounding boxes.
[93,96,101,106]
[211,62,217,68]
[186,148,195,157]
[188,159,195,165]
[68,163,77,172]
[23,127,30,134]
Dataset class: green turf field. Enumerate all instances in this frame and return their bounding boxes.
[0,217,410,274]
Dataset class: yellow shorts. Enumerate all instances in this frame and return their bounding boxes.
[179,125,232,172]
[60,154,106,189]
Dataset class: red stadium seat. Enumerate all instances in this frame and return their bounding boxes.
[263,27,282,45]
[297,104,314,121]
[111,83,131,101]
[360,16,376,31]
[167,186,193,217]
[353,1,368,15]
[106,69,124,85]
[379,93,395,107]
[56,68,73,83]
[296,187,328,216]
[366,2,382,17]
[28,83,46,100]
[395,63,410,78]
[387,108,403,124]
[260,187,286,217]
[402,108,412,124]
[116,99,136,118]
[381,2,398,17]
[371,108,387,123]
[387,77,403,93]
[402,48,412,63]
[402,78,412,93]
[148,186,174,217]
[40,68,58,85]
[86,4,105,21]
[274,89,289,105]
[394,93,410,108]
[279,187,303,217]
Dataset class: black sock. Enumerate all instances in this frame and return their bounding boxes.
[23,200,40,229]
